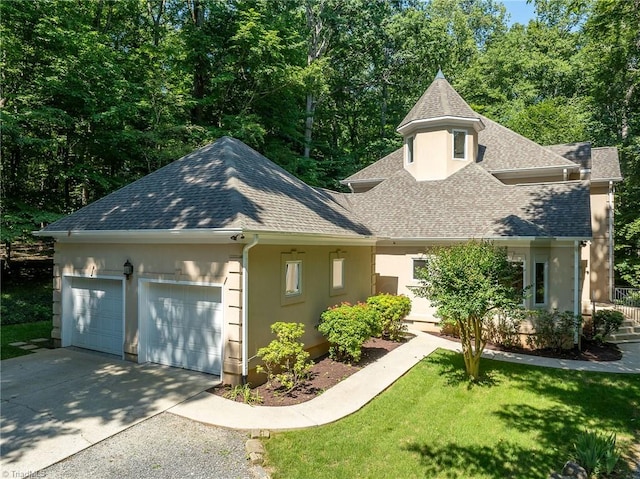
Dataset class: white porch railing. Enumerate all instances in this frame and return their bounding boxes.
[614,287,640,323]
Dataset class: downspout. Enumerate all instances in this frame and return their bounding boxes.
[242,234,259,384]
[608,181,614,302]
[574,240,581,345]
[347,182,354,193]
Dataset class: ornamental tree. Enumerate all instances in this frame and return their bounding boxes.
[413,240,523,381]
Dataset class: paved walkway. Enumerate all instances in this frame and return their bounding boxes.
[169,332,640,431]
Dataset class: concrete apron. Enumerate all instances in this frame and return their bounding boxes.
[1,348,218,475]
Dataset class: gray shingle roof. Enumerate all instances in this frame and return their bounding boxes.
[342,147,403,183]
[591,147,623,181]
[398,74,479,130]
[545,142,592,170]
[42,137,372,237]
[477,116,578,171]
[347,164,591,239]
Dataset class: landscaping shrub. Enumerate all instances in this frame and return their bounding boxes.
[573,429,620,477]
[366,294,411,341]
[485,309,524,349]
[256,322,313,392]
[222,383,263,405]
[591,310,624,343]
[318,302,379,363]
[526,310,581,352]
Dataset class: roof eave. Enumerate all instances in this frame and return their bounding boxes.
[397,116,485,136]
[490,164,580,179]
[34,228,245,244]
[376,235,591,246]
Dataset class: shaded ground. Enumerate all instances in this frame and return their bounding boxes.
[211,333,623,407]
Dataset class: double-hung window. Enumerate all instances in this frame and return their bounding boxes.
[534,259,548,306]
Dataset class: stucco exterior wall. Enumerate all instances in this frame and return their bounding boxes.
[589,184,613,302]
[52,241,374,385]
[246,244,375,381]
[52,241,244,381]
[374,242,581,330]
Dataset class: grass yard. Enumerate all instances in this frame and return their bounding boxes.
[1,279,53,359]
[264,350,640,479]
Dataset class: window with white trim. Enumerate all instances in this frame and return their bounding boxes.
[453,130,466,160]
[534,260,548,305]
[406,136,414,164]
[412,258,427,281]
[332,258,345,290]
[281,251,306,305]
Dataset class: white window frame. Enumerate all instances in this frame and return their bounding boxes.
[281,251,306,306]
[533,258,548,306]
[406,136,414,164]
[452,129,467,160]
[284,260,302,297]
[412,257,428,282]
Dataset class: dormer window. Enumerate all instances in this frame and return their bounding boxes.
[453,130,466,160]
[406,136,414,164]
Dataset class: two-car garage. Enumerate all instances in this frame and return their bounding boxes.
[62,276,223,376]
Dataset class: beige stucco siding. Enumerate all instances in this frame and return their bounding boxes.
[374,242,582,328]
[53,242,243,382]
[246,244,375,375]
[589,184,613,302]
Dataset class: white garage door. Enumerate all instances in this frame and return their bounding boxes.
[144,282,223,375]
[69,277,123,356]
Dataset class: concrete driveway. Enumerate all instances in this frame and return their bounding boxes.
[1,348,218,475]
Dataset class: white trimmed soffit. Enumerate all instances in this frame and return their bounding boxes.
[591,177,624,185]
[375,236,591,247]
[397,116,485,136]
[35,228,377,246]
[490,164,580,180]
[338,178,385,187]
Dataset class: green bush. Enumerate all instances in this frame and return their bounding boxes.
[573,429,620,477]
[366,294,411,341]
[486,309,524,349]
[591,310,624,343]
[526,310,581,352]
[256,322,313,392]
[318,303,379,363]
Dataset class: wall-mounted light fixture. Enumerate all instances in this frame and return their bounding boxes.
[123,259,134,279]
[230,234,245,241]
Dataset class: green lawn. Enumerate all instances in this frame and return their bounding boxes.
[264,350,640,479]
[1,320,53,359]
[2,279,53,359]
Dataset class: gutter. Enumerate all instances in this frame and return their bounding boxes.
[608,181,615,302]
[241,234,259,384]
[574,240,581,345]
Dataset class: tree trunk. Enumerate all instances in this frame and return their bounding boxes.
[190,0,206,123]
[304,93,315,159]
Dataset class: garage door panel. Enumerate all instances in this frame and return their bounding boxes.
[145,283,223,375]
[69,277,123,356]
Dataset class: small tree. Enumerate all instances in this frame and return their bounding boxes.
[413,240,522,381]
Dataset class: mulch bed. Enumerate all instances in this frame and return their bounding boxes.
[209,337,403,407]
[209,333,623,407]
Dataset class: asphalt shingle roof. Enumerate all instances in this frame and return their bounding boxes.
[398,75,479,130]
[545,142,593,170]
[43,137,372,237]
[343,147,403,183]
[591,147,623,181]
[347,164,591,239]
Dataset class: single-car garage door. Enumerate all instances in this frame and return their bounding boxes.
[69,277,124,356]
[143,282,223,375]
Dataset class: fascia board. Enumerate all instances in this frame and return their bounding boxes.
[397,116,484,136]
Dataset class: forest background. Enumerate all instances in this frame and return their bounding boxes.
[1,0,638,287]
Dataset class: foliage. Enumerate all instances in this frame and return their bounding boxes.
[222,383,263,406]
[413,240,522,380]
[263,350,638,479]
[256,322,313,392]
[485,309,524,349]
[366,294,411,341]
[590,310,624,344]
[573,430,620,477]
[1,280,53,325]
[526,310,582,352]
[318,302,380,363]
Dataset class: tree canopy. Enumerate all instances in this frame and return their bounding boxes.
[1,0,638,284]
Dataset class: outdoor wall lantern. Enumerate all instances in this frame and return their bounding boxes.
[123,260,134,280]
